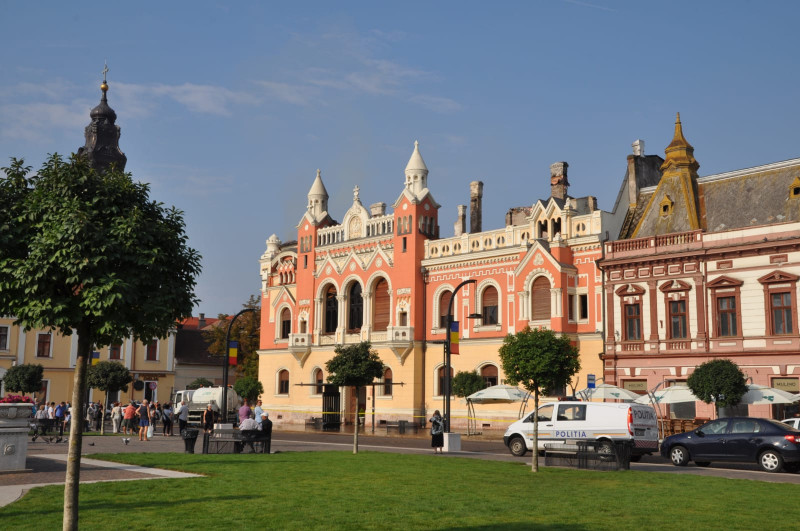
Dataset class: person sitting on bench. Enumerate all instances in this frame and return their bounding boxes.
[238,417,260,453]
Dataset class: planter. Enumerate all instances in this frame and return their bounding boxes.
[0,403,33,472]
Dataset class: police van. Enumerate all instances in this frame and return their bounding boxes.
[503,401,659,459]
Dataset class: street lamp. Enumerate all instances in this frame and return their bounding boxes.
[443,278,481,433]
[221,308,255,423]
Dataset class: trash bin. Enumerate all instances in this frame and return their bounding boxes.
[615,440,632,470]
[181,428,200,454]
[397,420,408,434]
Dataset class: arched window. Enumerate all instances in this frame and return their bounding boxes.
[348,283,363,331]
[313,368,324,395]
[531,277,551,321]
[280,307,291,339]
[373,278,391,331]
[439,290,453,328]
[481,365,498,387]
[482,286,499,325]
[278,370,289,395]
[324,285,338,334]
[383,368,393,396]
[437,366,453,396]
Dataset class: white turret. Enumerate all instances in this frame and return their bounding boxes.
[307,169,329,220]
[404,140,428,198]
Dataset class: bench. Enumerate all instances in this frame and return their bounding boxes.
[384,420,420,435]
[543,440,631,470]
[204,428,271,454]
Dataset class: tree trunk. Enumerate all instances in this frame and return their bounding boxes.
[63,326,91,531]
[532,388,539,473]
[353,386,359,454]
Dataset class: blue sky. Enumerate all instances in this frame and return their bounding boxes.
[2,1,799,316]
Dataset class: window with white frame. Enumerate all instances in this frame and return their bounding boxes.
[36,332,52,358]
[0,325,8,350]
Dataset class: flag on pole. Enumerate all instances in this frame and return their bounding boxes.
[91,351,100,365]
[450,322,460,355]
[228,341,239,366]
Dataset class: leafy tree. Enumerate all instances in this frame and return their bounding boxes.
[452,370,485,398]
[499,327,580,472]
[1,363,44,396]
[326,341,384,454]
[87,361,132,434]
[0,155,200,529]
[687,359,748,415]
[187,377,214,390]
[233,376,264,405]
[202,295,261,379]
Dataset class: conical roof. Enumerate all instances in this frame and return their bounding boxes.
[308,169,329,197]
[405,140,428,173]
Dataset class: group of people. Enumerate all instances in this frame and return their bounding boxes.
[236,399,272,453]
[33,401,70,440]
[111,399,184,441]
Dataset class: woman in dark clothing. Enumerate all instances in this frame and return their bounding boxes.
[202,404,215,433]
[430,410,444,454]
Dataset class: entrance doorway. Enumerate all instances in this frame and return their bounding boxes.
[347,386,367,426]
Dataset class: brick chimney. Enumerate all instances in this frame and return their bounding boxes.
[198,313,206,329]
[550,162,569,200]
[454,205,467,236]
[469,181,483,233]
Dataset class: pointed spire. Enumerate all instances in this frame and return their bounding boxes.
[661,112,698,173]
[405,140,428,173]
[308,169,329,198]
[306,169,329,222]
[77,63,126,173]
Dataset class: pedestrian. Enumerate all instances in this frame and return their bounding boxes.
[54,401,66,437]
[85,402,96,432]
[34,405,48,439]
[429,410,444,454]
[111,402,122,433]
[254,400,264,428]
[202,403,215,434]
[149,403,160,434]
[260,412,273,454]
[64,403,72,434]
[122,401,136,436]
[238,400,252,425]
[138,399,151,441]
[94,403,103,431]
[175,400,189,434]
[162,402,174,436]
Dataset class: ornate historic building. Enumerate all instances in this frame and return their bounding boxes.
[258,142,626,429]
[0,72,175,406]
[600,115,800,420]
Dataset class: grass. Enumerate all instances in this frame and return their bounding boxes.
[2,451,799,530]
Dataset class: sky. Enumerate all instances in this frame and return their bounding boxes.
[2,1,799,317]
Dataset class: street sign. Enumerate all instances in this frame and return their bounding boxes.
[587,373,596,389]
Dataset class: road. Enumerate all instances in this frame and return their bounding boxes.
[26,428,800,484]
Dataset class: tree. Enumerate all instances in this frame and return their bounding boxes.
[499,327,580,472]
[87,361,132,434]
[687,359,748,415]
[1,363,44,397]
[202,295,261,379]
[0,155,200,530]
[326,341,384,454]
[187,377,214,390]
[452,370,485,398]
[233,376,264,406]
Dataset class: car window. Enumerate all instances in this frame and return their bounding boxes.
[536,404,554,422]
[731,420,760,434]
[701,419,729,435]
[556,404,587,421]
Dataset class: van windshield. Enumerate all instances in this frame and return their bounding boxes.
[533,404,554,422]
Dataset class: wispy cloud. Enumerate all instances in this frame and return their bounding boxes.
[0,102,87,142]
[410,95,462,114]
[115,82,258,116]
[141,163,236,198]
[255,81,320,106]
[560,0,616,12]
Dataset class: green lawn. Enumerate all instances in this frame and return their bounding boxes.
[2,452,798,530]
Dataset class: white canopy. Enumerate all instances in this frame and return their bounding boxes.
[577,384,641,401]
[467,384,530,404]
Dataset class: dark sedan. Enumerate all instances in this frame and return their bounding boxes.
[661,417,800,473]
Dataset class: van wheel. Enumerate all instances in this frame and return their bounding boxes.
[509,436,527,457]
[670,446,689,466]
[759,450,783,473]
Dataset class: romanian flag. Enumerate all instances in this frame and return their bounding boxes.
[450,322,460,355]
[228,341,239,366]
[91,351,100,365]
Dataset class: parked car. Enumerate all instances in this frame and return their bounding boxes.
[503,401,659,459]
[661,417,800,473]
[782,418,800,430]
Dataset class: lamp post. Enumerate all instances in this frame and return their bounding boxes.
[221,308,255,423]
[443,278,481,433]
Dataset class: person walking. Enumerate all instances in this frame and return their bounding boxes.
[111,402,122,433]
[253,400,264,428]
[202,403,215,434]
[138,400,151,441]
[430,410,444,454]
[122,401,136,436]
[162,402,174,436]
[85,402,96,432]
[238,401,252,425]
[175,400,189,434]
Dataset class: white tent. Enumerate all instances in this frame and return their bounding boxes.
[577,384,641,402]
[465,385,530,435]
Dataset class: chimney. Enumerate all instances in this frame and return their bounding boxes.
[454,205,467,236]
[469,181,483,233]
[550,162,569,200]
[198,313,206,329]
[370,202,386,217]
[632,139,645,156]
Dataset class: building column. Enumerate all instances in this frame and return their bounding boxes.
[647,280,659,342]
[693,275,707,344]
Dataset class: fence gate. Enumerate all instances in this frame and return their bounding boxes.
[322,385,341,430]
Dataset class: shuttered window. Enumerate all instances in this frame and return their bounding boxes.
[439,291,453,328]
[373,279,391,331]
[324,286,338,334]
[531,277,551,320]
[482,286,499,325]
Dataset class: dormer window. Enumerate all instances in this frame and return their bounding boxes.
[660,195,674,217]
[790,177,800,198]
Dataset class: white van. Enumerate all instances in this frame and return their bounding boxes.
[503,401,659,459]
